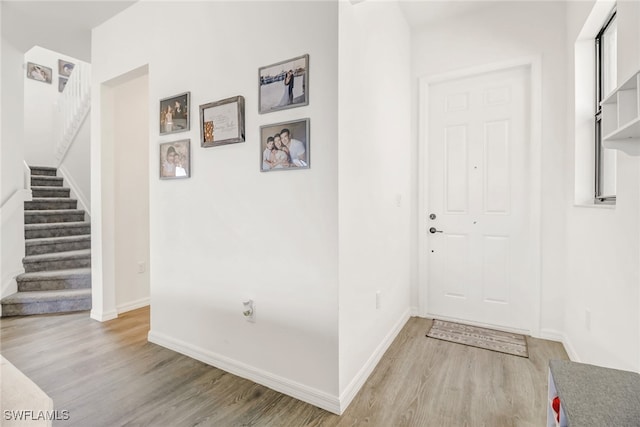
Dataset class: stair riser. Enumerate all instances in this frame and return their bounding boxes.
[26,240,91,256]
[31,177,63,187]
[25,200,78,210]
[30,168,57,177]
[31,188,70,198]
[25,212,85,224]
[25,225,91,239]
[18,276,91,292]
[1,298,91,316]
[24,258,91,273]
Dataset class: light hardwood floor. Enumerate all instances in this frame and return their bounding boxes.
[1,307,567,426]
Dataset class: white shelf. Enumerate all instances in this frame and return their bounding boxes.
[601,70,640,152]
[602,117,640,142]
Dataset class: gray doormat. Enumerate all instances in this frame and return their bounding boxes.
[426,319,529,358]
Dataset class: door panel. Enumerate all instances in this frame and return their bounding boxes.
[484,120,510,214]
[427,65,531,331]
[445,125,468,214]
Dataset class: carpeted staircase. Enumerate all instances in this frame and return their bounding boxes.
[0,166,92,316]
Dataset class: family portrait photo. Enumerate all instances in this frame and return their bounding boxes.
[260,119,310,172]
[26,62,52,84]
[160,139,191,179]
[160,92,190,135]
[259,54,308,113]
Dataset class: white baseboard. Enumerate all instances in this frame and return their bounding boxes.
[90,309,118,322]
[561,334,581,362]
[539,328,580,362]
[338,308,410,414]
[147,330,341,414]
[538,328,564,343]
[117,297,150,314]
[58,166,90,218]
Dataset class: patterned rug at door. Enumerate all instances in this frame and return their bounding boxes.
[426,319,529,358]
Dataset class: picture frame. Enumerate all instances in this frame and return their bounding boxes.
[160,92,190,135]
[26,62,52,84]
[199,95,245,148]
[259,54,309,114]
[58,77,68,93]
[260,118,310,172]
[58,59,75,77]
[160,139,191,180]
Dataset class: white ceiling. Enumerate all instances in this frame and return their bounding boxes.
[1,1,136,61]
[398,0,501,28]
[1,0,514,62]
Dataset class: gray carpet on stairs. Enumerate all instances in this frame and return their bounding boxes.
[1,166,92,317]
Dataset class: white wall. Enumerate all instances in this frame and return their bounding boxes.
[113,71,149,313]
[60,114,91,214]
[410,1,568,339]
[93,1,340,409]
[23,46,82,167]
[1,11,28,306]
[564,0,640,371]
[338,0,412,408]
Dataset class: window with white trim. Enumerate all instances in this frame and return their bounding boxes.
[595,9,617,203]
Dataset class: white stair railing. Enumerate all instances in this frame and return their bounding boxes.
[54,61,91,165]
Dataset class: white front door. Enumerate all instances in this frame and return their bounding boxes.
[426,65,533,332]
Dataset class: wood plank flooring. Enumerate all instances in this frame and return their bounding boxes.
[1,308,568,426]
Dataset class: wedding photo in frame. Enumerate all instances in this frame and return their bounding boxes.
[160,139,191,180]
[159,92,190,135]
[199,95,245,148]
[260,118,310,172]
[26,62,52,84]
[258,54,308,114]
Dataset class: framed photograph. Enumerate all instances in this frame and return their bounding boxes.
[58,77,68,93]
[160,139,191,179]
[58,59,75,77]
[259,54,308,114]
[199,95,245,148]
[260,118,310,172]
[160,92,190,135]
[26,62,52,84]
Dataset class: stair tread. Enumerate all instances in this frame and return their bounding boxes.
[29,197,76,202]
[17,268,91,281]
[25,209,84,215]
[30,166,57,171]
[25,221,90,230]
[25,235,91,246]
[31,176,62,180]
[24,249,91,262]
[30,186,70,190]
[2,289,91,304]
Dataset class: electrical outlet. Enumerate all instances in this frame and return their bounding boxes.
[376,291,381,309]
[137,262,146,274]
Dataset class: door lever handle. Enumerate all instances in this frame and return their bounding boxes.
[429,227,443,234]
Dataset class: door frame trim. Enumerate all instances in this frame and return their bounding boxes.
[417,56,542,337]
